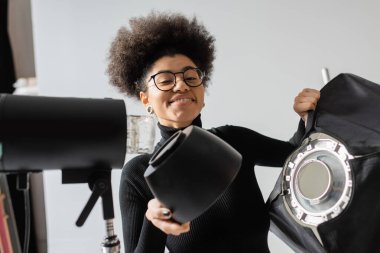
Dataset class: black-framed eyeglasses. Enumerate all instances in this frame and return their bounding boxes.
[148,68,204,91]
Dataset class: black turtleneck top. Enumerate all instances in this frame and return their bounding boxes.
[119,115,303,253]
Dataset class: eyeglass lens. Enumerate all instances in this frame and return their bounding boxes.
[154,69,203,90]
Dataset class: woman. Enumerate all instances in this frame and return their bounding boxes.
[107,12,320,253]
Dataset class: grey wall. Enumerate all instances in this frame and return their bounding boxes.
[30,0,380,252]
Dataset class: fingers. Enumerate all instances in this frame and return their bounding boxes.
[150,219,190,236]
[146,198,190,236]
[147,198,172,220]
[293,102,312,116]
[296,88,320,98]
[295,88,320,104]
[293,88,320,120]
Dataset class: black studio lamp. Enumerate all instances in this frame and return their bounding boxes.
[145,125,242,224]
[0,94,127,252]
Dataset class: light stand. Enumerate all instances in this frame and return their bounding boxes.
[62,167,120,253]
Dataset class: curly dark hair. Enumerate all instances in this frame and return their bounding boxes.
[107,11,216,99]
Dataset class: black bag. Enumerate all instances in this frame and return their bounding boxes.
[267,73,380,253]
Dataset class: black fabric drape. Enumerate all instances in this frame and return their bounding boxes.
[0,0,16,93]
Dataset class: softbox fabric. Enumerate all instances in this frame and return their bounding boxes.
[267,73,380,253]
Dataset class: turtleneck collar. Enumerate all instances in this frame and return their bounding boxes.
[156,114,202,144]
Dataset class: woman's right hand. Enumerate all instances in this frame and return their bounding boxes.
[145,198,190,236]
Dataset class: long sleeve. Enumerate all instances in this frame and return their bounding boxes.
[211,125,296,168]
[119,155,167,253]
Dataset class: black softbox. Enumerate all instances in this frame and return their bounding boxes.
[267,73,380,253]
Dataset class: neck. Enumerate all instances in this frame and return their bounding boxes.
[159,120,193,129]
[157,114,202,142]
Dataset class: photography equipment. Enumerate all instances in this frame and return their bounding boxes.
[144,125,242,223]
[0,94,126,171]
[268,73,380,253]
[0,94,127,253]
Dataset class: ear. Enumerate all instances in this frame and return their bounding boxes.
[139,91,149,107]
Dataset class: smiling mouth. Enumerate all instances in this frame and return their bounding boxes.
[169,98,195,104]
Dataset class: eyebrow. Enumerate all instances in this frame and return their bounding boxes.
[153,66,197,75]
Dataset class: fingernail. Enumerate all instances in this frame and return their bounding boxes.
[162,209,171,217]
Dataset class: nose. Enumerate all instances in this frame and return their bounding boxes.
[172,74,190,92]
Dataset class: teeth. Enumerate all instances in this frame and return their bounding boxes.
[171,98,193,103]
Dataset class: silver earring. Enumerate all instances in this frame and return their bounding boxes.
[146,105,154,115]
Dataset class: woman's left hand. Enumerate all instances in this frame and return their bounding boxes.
[145,198,190,236]
[293,88,320,123]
